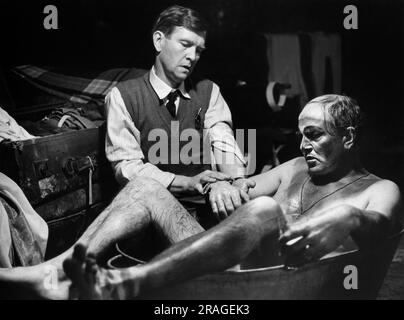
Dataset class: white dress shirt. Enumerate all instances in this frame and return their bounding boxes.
[105,67,246,187]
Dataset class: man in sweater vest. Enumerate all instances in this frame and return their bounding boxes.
[105,5,250,225]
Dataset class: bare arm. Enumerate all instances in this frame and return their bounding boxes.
[245,158,301,199]
[208,156,294,219]
[351,180,402,247]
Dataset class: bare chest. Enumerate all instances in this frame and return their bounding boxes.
[272,173,374,221]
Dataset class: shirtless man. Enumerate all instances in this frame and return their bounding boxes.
[0,94,402,299]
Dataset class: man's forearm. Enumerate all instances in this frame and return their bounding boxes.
[208,122,247,179]
[350,207,391,249]
[168,175,193,194]
[213,147,246,179]
[216,162,246,179]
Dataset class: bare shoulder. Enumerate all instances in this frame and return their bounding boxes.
[365,174,401,200]
[361,174,402,219]
[277,157,307,179]
[258,156,304,179]
[290,156,307,169]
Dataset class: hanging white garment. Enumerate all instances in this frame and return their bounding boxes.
[265,33,309,107]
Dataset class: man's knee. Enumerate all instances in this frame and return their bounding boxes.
[246,196,283,224]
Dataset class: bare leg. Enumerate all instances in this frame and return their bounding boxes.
[55,177,203,264]
[0,177,204,299]
[64,196,284,299]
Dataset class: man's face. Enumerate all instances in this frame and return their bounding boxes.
[154,26,206,87]
[298,102,346,177]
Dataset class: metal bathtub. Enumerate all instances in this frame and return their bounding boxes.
[110,231,402,300]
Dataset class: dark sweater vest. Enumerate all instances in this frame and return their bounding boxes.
[116,73,213,177]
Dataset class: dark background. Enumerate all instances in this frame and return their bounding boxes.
[0,0,403,187]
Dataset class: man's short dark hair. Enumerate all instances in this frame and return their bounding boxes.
[152,5,208,37]
[310,94,364,139]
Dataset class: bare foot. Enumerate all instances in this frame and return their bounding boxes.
[63,243,104,299]
[63,244,142,300]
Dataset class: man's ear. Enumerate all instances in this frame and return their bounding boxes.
[343,127,356,149]
[153,31,165,53]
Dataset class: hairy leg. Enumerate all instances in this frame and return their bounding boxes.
[79,177,204,257]
[49,176,204,266]
[65,196,285,299]
[0,176,204,299]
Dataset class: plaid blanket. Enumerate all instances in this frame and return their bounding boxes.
[12,65,147,106]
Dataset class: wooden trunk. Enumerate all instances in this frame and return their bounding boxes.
[0,126,118,258]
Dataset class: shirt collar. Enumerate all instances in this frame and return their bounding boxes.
[149,66,191,101]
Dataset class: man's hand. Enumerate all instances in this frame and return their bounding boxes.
[208,180,251,221]
[232,178,256,194]
[279,204,360,266]
[169,170,232,195]
[190,170,232,194]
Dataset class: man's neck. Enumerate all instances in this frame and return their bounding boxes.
[310,154,365,186]
[153,63,180,89]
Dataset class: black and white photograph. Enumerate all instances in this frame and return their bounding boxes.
[0,0,403,305]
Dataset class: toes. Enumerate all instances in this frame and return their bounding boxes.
[63,257,84,285]
[63,245,92,296]
[84,256,98,284]
[63,246,104,299]
[72,243,87,262]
